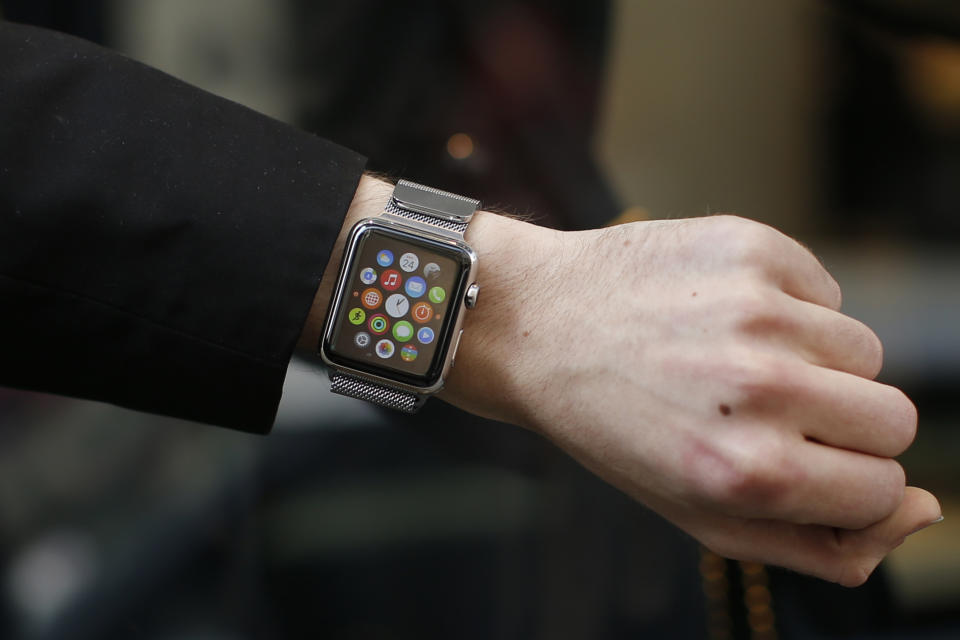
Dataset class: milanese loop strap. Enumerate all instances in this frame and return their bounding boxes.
[327,180,478,413]
[330,372,426,413]
[385,200,470,234]
[385,179,480,239]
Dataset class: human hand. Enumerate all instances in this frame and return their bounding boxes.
[445,213,941,586]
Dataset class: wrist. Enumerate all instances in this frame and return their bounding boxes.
[439,209,560,428]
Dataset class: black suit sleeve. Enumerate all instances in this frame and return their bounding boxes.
[0,22,367,433]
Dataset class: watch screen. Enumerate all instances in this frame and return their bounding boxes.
[325,225,471,386]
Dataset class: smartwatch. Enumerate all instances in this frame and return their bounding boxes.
[319,180,481,412]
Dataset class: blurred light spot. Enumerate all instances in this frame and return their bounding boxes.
[605,205,649,227]
[6,530,98,628]
[446,133,475,160]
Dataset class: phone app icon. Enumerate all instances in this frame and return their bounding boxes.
[348,308,366,325]
[417,326,434,344]
[360,287,382,309]
[405,276,426,298]
[375,339,395,359]
[400,344,418,362]
[359,267,377,285]
[368,314,389,335]
[385,293,410,318]
[428,286,446,304]
[411,302,434,323]
[380,269,402,291]
[393,320,414,342]
[399,252,419,273]
[423,262,440,280]
[354,332,371,348]
[376,250,394,267]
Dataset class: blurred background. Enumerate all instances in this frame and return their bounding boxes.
[1,0,959,638]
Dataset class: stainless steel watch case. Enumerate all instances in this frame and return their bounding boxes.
[319,216,478,398]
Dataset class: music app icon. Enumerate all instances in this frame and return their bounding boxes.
[380,269,402,291]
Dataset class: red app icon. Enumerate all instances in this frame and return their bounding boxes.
[411,302,434,323]
[380,269,402,291]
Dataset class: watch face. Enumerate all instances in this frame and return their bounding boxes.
[323,224,473,387]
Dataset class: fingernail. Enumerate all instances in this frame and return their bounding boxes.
[908,515,944,537]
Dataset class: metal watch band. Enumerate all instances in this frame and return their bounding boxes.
[330,372,427,413]
[329,180,479,411]
[383,179,480,240]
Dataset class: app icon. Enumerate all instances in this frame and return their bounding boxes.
[411,302,434,323]
[368,314,389,335]
[417,326,435,344]
[380,269,402,291]
[405,276,426,298]
[348,308,365,325]
[385,293,410,318]
[359,267,377,285]
[400,344,418,362]
[375,339,395,359]
[428,286,446,304]
[354,332,371,348]
[393,320,414,342]
[360,287,382,309]
[399,252,419,273]
[423,262,440,280]
[376,250,394,267]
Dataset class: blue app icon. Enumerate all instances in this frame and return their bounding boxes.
[417,326,435,345]
[376,250,394,267]
[405,276,427,298]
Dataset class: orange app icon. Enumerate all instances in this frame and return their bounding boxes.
[361,287,382,309]
[411,302,434,323]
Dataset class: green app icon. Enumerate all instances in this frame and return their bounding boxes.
[428,286,446,304]
[392,320,414,342]
[348,308,365,325]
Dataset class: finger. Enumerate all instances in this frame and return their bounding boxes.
[771,296,884,379]
[698,487,942,587]
[750,223,843,311]
[719,434,907,530]
[760,363,918,458]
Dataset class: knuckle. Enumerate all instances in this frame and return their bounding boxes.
[691,436,798,513]
[730,290,790,336]
[724,354,795,410]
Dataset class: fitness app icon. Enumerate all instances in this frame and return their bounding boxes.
[348,308,365,325]
[368,314,389,335]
